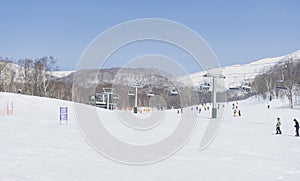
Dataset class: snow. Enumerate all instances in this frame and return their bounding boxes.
[0,92,299,180]
[51,71,74,78]
[176,50,300,88]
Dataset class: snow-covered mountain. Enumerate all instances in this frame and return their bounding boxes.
[176,50,300,89]
[1,50,300,90]
[51,50,300,89]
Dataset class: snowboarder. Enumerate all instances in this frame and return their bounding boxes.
[294,119,299,137]
[276,117,282,134]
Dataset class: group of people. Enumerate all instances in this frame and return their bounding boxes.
[276,117,299,137]
[232,102,241,117]
[177,103,212,114]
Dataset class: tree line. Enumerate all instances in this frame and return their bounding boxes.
[252,58,300,108]
[1,56,299,109]
[0,56,72,101]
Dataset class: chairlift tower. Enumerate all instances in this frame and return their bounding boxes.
[203,73,225,119]
[103,88,114,110]
[132,85,143,114]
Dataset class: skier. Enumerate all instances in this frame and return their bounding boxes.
[232,103,235,109]
[294,118,299,137]
[238,109,241,117]
[199,108,201,114]
[267,105,270,109]
[276,117,282,134]
[233,109,237,117]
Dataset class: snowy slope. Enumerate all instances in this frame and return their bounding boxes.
[176,50,300,88]
[0,92,299,180]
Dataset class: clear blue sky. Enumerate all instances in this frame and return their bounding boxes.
[0,0,299,72]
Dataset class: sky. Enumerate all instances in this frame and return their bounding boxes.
[0,0,299,72]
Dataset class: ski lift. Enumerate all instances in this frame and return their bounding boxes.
[95,93,106,105]
[112,93,119,100]
[147,89,155,97]
[128,89,135,96]
[147,92,155,97]
[241,83,251,92]
[200,82,210,91]
[276,80,287,90]
[229,85,240,91]
[169,88,178,96]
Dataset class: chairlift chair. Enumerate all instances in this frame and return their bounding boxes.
[112,93,119,100]
[241,85,251,92]
[275,80,287,90]
[128,89,135,96]
[241,83,252,92]
[200,82,210,91]
[169,88,178,96]
[147,90,155,97]
[95,93,106,105]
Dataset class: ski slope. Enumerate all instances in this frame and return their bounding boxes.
[0,92,299,180]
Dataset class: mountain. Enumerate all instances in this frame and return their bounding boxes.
[58,67,176,88]
[176,50,300,89]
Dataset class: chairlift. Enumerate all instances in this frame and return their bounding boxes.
[147,90,155,97]
[169,88,178,96]
[241,83,251,92]
[275,80,287,90]
[229,86,240,91]
[241,85,251,92]
[95,93,106,105]
[147,93,155,97]
[200,82,210,91]
[128,89,135,96]
[112,93,119,100]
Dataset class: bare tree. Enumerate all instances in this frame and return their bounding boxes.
[282,59,299,108]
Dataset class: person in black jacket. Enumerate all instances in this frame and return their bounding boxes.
[294,119,299,137]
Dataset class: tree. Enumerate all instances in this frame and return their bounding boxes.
[281,59,299,108]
